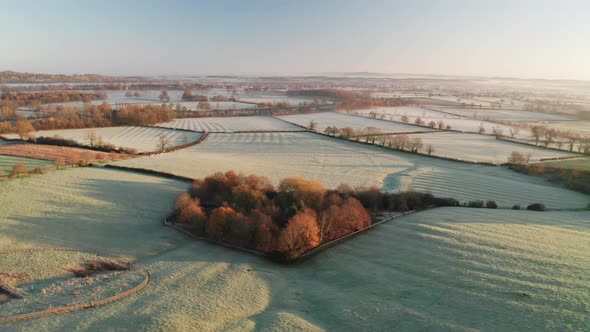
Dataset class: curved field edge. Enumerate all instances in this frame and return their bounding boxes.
[0,248,150,325]
[110,132,590,209]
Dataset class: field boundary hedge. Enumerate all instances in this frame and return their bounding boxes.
[102,164,195,182]
[0,248,150,325]
[140,131,209,156]
[496,136,584,156]
[163,208,424,264]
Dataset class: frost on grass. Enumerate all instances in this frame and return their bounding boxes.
[113,132,590,209]
[1,168,589,330]
[405,131,577,164]
[278,112,431,133]
[156,116,302,132]
[3,126,201,153]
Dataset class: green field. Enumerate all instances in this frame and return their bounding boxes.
[1,168,589,331]
[0,155,54,176]
[533,157,590,171]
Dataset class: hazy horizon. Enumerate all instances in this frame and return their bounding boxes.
[2,0,590,80]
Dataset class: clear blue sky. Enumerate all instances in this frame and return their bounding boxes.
[1,0,589,80]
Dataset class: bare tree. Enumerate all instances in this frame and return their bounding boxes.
[157,133,173,152]
[531,125,546,146]
[86,130,98,147]
[509,127,519,138]
[308,120,317,131]
[427,144,435,155]
[478,122,486,134]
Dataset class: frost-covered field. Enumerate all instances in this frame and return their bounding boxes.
[113,132,589,209]
[237,97,315,106]
[345,109,530,138]
[1,171,588,331]
[4,127,201,153]
[353,106,462,119]
[156,116,303,132]
[407,131,576,164]
[175,101,257,110]
[0,155,53,175]
[278,112,432,133]
[433,107,574,122]
[522,120,590,137]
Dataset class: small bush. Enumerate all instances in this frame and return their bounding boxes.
[485,200,498,209]
[526,203,546,211]
[467,200,485,208]
[512,204,521,210]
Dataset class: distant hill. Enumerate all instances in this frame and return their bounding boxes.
[0,70,136,83]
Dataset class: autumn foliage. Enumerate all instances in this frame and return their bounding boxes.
[171,172,374,260]
[171,171,459,261]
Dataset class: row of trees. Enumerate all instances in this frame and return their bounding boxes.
[0,91,106,108]
[1,103,178,137]
[312,123,434,155]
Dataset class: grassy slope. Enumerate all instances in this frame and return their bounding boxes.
[112,132,590,209]
[156,116,302,132]
[406,131,576,163]
[1,171,588,331]
[3,127,201,153]
[532,157,590,171]
[277,112,432,133]
[0,155,53,175]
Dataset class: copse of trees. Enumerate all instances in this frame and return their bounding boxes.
[0,91,106,107]
[171,171,460,261]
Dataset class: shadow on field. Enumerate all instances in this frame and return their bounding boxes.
[3,174,190,257]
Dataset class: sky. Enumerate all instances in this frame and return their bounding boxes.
[1,0,589,80]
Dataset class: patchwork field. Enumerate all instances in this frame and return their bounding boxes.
[406,132,577,164]
[533,157,590,171]
[278,112,432,133]
[1,172,588,331]
[433,107,573,122]
[0,144,118,164]
[112,132,589,209]
[0,155,53,176]
[4,127,201,153]
[156,116,304,132]
[353,106,462,120]
[237,97,315,106]
[522,121,590,137]
[342,109,530,138]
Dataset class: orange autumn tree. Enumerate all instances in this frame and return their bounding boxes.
[276,208,320,259]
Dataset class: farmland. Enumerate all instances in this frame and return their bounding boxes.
[353,106,462,119]
[521,120,590,137]
[277,112,432,133]
[405,131,577,164]
[0,155,53,175]
[3,127,201,153]
[0,144,118,164]
[156,116,304,132]
[1,170,588,331]
[112,132,589,209]
[344,109,530,138]
[432,107,574,122]
[532,157,590,171]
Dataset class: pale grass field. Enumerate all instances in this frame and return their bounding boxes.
[113,132,589,209]
[0,155,53,175]
[0,170,588,331]
[4,127,201,153]
[406,131,577,164]
[156,116,303,132]
[277,112,432,133]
